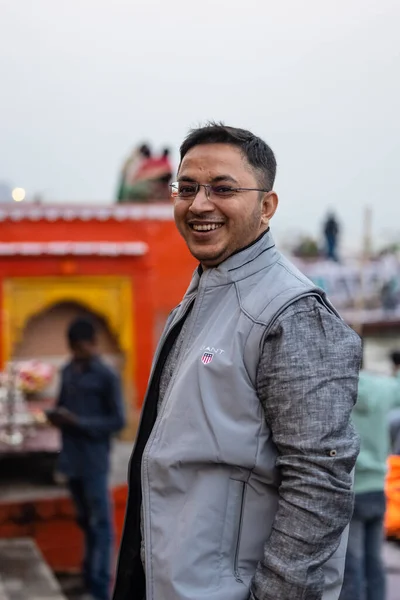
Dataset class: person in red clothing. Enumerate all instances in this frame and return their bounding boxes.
[117,146,173,202]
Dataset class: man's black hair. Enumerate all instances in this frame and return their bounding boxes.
[179,122,277,190]
[67,317,96,345]
[390,351,400,367]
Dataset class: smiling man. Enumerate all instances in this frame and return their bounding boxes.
[113,123,361,600]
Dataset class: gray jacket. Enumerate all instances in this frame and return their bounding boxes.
[113,231,360,600]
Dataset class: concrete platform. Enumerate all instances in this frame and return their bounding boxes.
[0,539,66,600]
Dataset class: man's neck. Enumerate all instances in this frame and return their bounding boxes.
[199,228,270,273]
[72,357,93,371]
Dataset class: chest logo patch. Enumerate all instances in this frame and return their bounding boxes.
[201,352,214,365]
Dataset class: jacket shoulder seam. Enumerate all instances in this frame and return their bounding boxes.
[276,258,312,286]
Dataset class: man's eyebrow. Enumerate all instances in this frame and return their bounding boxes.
[177,175,197,182]
[177,174,239,184]
[211,175,238,184]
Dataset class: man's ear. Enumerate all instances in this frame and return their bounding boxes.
[261,191,278,227]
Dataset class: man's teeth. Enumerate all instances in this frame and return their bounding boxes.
[192,223,223,231]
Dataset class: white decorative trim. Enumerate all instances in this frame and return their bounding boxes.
[0,242,148,257]
[0,203,174,222]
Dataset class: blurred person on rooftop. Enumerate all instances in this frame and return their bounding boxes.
[117,144,152,202]
[324,212,340,262]
[117,145,173,203]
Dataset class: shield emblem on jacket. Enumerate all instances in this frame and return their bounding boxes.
[201,352,214,365]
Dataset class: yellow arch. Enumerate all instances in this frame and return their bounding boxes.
[2,276,135,427]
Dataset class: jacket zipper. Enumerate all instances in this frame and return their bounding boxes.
[234,482,246,583]
[142,269,209,470]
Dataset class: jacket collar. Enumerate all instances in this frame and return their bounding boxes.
[185,228,279,294]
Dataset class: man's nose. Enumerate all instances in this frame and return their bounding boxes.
[189,185,213,212]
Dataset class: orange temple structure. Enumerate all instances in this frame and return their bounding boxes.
[0,202,196,571]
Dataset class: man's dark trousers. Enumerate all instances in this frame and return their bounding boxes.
[69,473,113,600]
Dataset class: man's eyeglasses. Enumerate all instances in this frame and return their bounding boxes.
[170,182,270,200]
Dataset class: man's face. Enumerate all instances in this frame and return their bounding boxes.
[174,144,278,268]
[71,340,96,362]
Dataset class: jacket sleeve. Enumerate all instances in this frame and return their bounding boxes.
[250,297,361,600]
[77,370,126,438]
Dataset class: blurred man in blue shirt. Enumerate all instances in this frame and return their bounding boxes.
[47,317,125,600]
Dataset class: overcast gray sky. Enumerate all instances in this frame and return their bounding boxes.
[1,0,399,252]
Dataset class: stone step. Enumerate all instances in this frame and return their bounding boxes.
[0,538,66,600]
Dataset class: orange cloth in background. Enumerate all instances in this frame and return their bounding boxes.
[385,455,400,538]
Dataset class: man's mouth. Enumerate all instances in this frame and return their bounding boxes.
[188,223,224,232]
